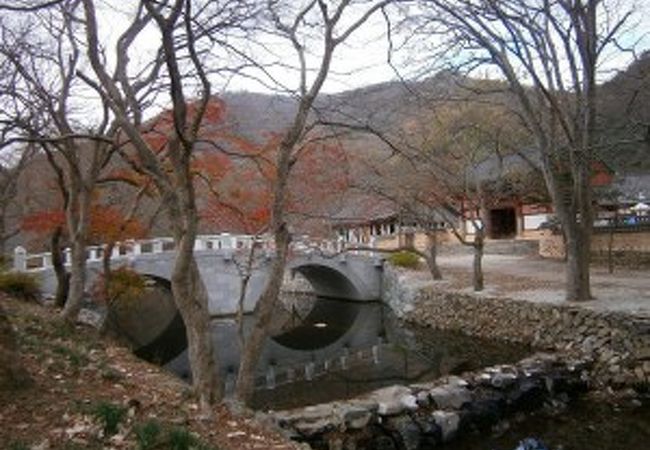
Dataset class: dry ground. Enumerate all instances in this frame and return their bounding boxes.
[431,254,650,317]
[0,295,303,450]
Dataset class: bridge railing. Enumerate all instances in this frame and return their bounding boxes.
[13,233,275,272]
[290,236,383,260]
[14,234,381,272]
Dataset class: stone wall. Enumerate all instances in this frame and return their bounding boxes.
[539,230,650,265]
[274,353,590,450]
[406,289,650,388]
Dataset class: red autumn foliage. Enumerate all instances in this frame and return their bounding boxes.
[21,205,146,245]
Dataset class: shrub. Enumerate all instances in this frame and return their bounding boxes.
[168,427,215,450]
[388,251,421,269]
[92,266,146,308]
[169,427,198,450]
[134,419,162,450]
[0,271,40,300]
[92,401,127,436]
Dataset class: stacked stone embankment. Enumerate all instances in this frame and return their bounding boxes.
[402,288,650,388]
[274,353,590,450]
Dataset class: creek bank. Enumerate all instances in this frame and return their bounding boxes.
[382,266,650,389]
[273,353,590,450]
[404,288,650,389]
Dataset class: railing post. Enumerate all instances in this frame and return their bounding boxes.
[194,238,206,251]
[14,246,27,271]
[132,242,142,256]
[111,245,120,259]
[42,253,52,268]
[64,248,72,265]
[152,239,163,254]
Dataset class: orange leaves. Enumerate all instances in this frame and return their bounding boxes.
[87,206,147,244]
[141,98,228,155]
[21,210,65,234]
[192,151,232,184]
[22,205,146,245]
[287,141,350,217]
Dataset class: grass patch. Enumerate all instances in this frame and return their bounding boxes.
[388,250,421,269]
[168,427,215,450]
[134,419,162,450]
[0,271,40,301]
[133,421,217,450]
[52,344,89,368]
[92,401,127,436]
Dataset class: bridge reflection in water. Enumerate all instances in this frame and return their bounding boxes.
[144,292,529,410]
[163,296,386,396]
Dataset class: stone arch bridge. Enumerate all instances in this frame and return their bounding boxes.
[14,235,385,316]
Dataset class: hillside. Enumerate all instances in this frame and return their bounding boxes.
[0,295,301,450]
[221,58,650,173]
[598,52,650,172]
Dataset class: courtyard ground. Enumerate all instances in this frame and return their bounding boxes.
[413,254,650,317]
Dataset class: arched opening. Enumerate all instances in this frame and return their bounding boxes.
[271,264,364,350]
[289,263,362,300]
[119,275,187,364]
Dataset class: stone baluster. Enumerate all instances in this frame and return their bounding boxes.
[13,246,27,271]
[304,362,315,381]
[266,365,276,390]
[111,245,120,259]
[42,253,52,268]
[132,242,142,255]
[194,238,206,251]
[152,239,164,254]
[64,248,72,265]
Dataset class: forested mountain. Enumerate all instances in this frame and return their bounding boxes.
[598,52,650,172]
[221,55,650,173]
[10,56,649,251]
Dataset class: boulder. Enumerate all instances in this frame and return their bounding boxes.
[368,385,416,416]
[429,384,472,410]
[432,410,460,442]
[386,416,422,450]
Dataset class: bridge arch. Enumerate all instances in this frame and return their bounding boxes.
[287,256,379,302]
[288,263,362,301]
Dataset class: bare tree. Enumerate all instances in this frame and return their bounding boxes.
[233,0,391,405]
[79,0,257,410]
[0,0,121,320]
[0,149,33,258]
[402,0,638,301]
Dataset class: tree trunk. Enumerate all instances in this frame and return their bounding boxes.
[473,227,485,292]
[171,247,221,410]
[0,302,31,390]
[564,223,592,301]
[61,237,87,322]
[234,226,290,404]
[425,231,443,280]
[51,227,69,308]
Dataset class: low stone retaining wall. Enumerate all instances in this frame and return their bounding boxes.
[539,230,650,267]
[274,353,590,450]
[405,289,650,388]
